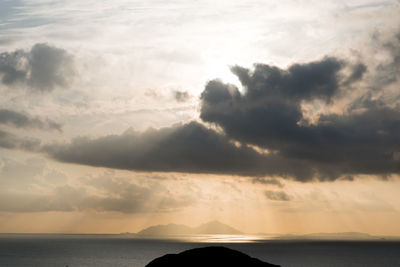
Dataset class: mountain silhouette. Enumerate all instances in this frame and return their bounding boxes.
[137,223,193,236]
[137,221,242,236]
[145,246,281,267]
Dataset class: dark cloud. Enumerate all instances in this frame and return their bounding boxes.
[343,63,367,86]
[174,90,190,102]
[44,121,322,179]
[252,178,284,188]
[200,58,350,152]
[230,57,344,102]
[0,109,62,131]
[0,129,41,151]
[264,190,291,201]
[199,54,400,181]
[0,43,74,91]
[43,122,270,176]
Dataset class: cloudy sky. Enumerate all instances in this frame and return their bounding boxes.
[1,0,400,235]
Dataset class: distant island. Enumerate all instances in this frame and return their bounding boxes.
[136,220,242,236]
[120,220,396,241]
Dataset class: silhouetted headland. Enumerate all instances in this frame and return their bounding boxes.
[145,246,281,267]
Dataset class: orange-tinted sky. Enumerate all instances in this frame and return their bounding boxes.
[1,0,400,235]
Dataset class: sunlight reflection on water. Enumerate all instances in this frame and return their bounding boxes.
[170,234,276,243]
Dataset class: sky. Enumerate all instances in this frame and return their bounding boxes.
[0,0,400,235]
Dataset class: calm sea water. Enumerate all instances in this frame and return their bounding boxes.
[0,234,399,267]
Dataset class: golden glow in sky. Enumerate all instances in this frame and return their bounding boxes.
[0,0,400,236]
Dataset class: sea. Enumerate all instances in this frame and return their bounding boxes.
[0,234,399,267]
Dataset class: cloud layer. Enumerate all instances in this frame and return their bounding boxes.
[0,43,75,91]
[0,31,399,182]
[41,42,400,181]
[0,129,40,151]
[0,109,62,131]
[0,157,193,214]
[199,54,400,180]
[264,190,291,201]
[44,122,276,176]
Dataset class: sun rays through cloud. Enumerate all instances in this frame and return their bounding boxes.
[0,0,400,237]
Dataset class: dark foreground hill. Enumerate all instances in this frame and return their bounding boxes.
[145,246,281,267]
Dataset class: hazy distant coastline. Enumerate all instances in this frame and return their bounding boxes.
[116,221,400,241]
[1,221,398,241]
[130,220,242,236]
